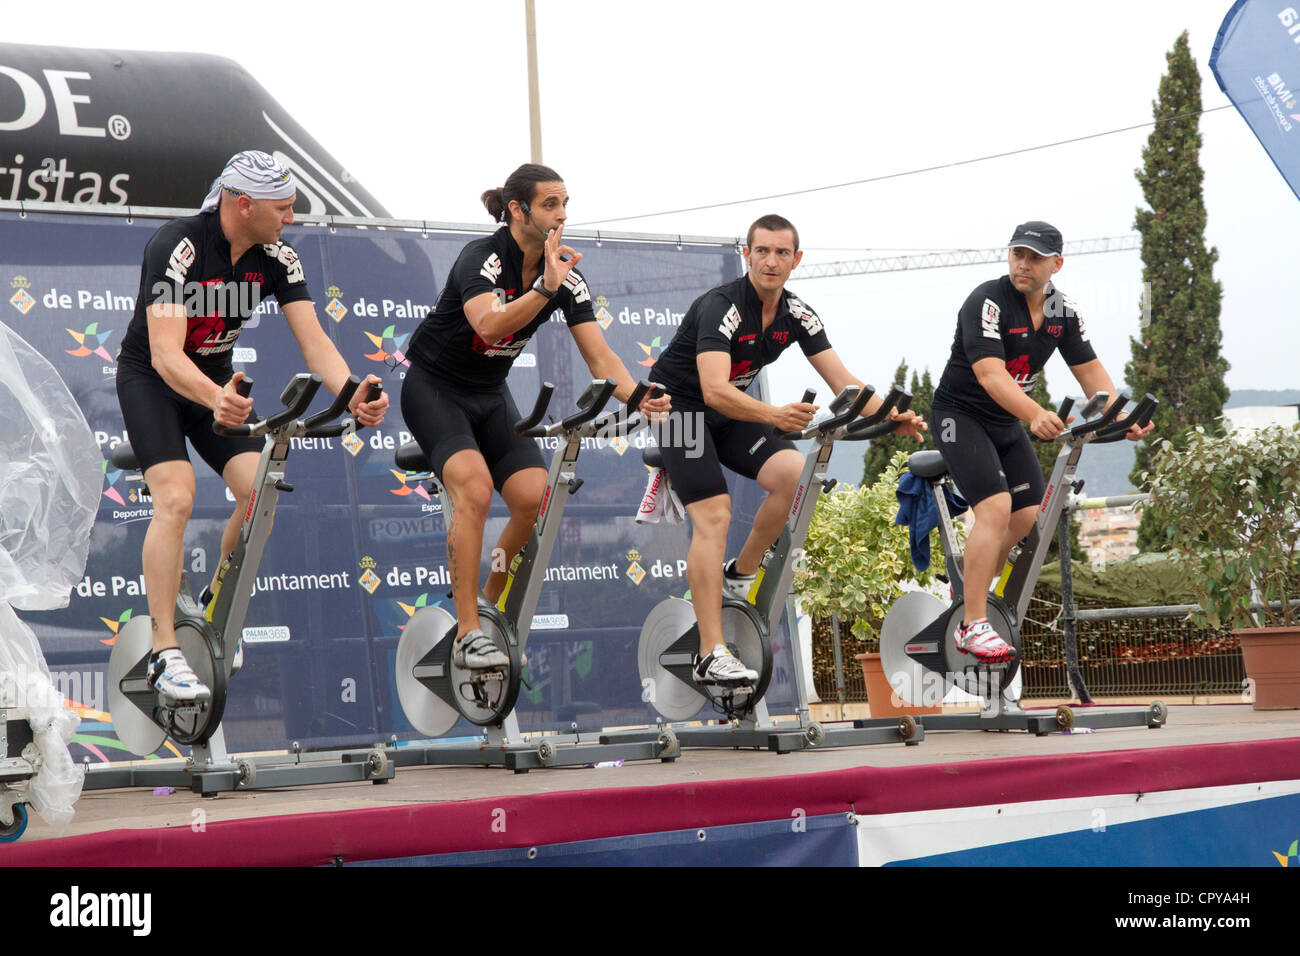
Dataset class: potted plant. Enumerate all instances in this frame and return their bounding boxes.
[1147,422,1300,710]
[795,451,955,717]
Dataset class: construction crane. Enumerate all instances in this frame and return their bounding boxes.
[794,235,1141,279]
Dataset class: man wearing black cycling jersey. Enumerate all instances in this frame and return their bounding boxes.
[401,163,670,672]
[648,214,925,685]
[116,150,388,703]
[931,221,1151,662]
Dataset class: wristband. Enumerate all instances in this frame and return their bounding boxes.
[531,274,555,300]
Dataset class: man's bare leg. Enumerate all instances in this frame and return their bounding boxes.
[734,449,802,575]
[438,449,496,637]
[484,467,546,603]
[203,452,261,599]
[961,492,1011,626]
[141,461,197,653]
[685,494,730,656]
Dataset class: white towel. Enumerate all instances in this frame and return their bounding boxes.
[636,466,685,525]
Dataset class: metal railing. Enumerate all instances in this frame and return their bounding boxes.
[1019,604,1244,700]
[809,493,1262,705]
[811,604,1248,705]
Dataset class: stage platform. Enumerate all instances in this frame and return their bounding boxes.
[6,703,1299,867]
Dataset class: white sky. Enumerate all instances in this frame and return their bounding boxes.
[9,0,1298,403]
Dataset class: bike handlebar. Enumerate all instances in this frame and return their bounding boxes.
[210,375,257,436]
[514,382,557,437]
[776,387,835,440]
[1093,392,1158,443]
[214,373,324,437]
[1033,391,1112,443]
[561,378,618,432]
[1070,389,1129,439]
[602,379,665,435]
[300,376,363,437]
[308,379,384,439]
[817,385,873,436]
[843,388,912,441]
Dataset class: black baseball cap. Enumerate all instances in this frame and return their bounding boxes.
[1008,221,1063,256]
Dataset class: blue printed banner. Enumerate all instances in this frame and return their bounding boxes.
[1211,0,1300,200]
[3,209,761,758]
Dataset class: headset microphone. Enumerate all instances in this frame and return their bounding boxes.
[520,201,551,242]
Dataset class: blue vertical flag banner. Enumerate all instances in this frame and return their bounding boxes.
[2,208,772,758]
[1210,0,1300,200]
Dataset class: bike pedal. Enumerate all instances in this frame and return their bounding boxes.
[159,700,206,715]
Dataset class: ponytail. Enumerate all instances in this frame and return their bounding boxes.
[482,164,564,224]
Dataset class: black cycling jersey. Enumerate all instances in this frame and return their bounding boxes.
[405,226,596,389]
[117,210,312,378]
[934,275,1097,425]
[647,274,832,404]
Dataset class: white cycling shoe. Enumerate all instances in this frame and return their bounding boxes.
[693,644,758,684]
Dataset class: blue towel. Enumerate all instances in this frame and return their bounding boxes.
[894,472,968,574]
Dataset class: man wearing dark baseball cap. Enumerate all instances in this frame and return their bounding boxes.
[928,221,1151,663]
[1008,220,1063,257]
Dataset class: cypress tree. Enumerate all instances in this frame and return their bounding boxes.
[1127,31,1229,548]
[860,361,934,486]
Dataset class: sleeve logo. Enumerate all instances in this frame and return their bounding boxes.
[980,298,1001,339]
[263,242,305,284]
[787,296,823,336]
[562,270,591,304]
[480,253,503,284]
[1062,296,1089,341]
[718,304,742,339]
[165,237,196,284]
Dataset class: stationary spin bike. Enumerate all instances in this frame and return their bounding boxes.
[93,373,395,794]
[390,378,681,772]
[879,390,1167,734]
[610,385,925,753]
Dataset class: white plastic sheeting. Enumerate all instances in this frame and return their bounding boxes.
[0,320,101,830]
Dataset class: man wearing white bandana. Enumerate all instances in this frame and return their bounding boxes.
[116,150,389,703]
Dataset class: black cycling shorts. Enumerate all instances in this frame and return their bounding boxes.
[930,400,1044,511]
[652,396,796,506]
[115,359,262,475]
[400,362,545,489]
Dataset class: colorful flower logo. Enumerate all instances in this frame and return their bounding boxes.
[66,323,114,361]
[98,608,134,647]
[102,459,126,506]
[1274,839,1298,867]
[636,336,664,367]
[364,325,409,368]
[390,469,433,500]
[395,592,442,631]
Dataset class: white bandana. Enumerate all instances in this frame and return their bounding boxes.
[200,150,296,211]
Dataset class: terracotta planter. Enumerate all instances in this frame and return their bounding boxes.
[1235,626,1300,711]
[856,652,941,718]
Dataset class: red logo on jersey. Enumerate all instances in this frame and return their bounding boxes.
[1005,354,1033,384]
[185,314,228,351]
[771,330,790,344]
[729,360,754,381]
[1046,325,1063,338]
[738,333,757,343]
[243,272,264,284]
[472,332,514,354]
